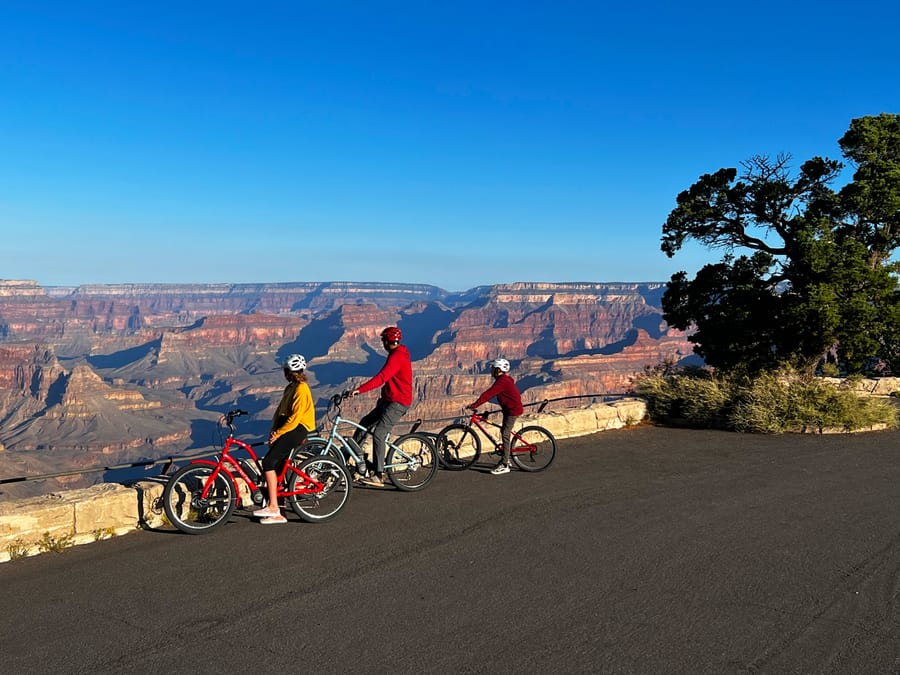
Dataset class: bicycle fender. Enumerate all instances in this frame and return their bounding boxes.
[188,458,220,468]
[188,458,240,487]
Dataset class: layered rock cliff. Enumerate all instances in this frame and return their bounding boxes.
[0,279,695,496]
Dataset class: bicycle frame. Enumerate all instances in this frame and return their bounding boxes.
[190,416,328,506]
[463,410,538,456]
[308,397,421,473]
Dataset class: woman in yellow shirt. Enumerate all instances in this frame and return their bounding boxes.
[253,353,316,524]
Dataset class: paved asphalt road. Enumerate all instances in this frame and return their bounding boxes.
[2,425,900,674]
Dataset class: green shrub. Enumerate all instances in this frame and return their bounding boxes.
[37,531,74,554]
[819,361,841,377]
[633,367,733,429]
[92,527,116,541]
[6,539,31,560]
[633,367,898,433]
[730,371,792,432]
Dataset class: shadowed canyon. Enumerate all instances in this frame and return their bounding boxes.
[0,279,696,496]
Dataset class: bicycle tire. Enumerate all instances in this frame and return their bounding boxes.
[286,456,352,523]
[510,426,557,472]
[386,433,438,491]
[286,440,313,463]
[301,437,347,467]
[163,463,237,534]
[436,424,481,470]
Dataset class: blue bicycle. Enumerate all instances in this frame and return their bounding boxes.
[299,393,438,491]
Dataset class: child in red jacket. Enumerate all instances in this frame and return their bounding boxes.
[467,358,523,475]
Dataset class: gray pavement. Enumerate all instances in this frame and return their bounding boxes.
[2,425,900,674]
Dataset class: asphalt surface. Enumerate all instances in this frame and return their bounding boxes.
[2,425,900,674]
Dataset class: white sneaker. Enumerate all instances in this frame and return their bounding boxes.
[252,506,280,518]
[491,463,510,475]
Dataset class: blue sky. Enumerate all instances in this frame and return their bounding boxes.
[1,1,898,292]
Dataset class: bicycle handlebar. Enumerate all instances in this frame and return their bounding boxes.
[330,390,356,407]
[225,409,248,423]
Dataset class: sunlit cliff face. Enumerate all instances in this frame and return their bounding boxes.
[0,280,692,468]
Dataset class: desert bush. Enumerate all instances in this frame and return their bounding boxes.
[633,369,731,428]
[92,527,116,541]
[633,367,898,433]
[6,539,31,560]
[37,531,74,554]
[729,371,791,433]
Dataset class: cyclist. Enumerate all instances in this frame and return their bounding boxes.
[467,358,523,475]
[253,353,316,524]
[348,326,412,487]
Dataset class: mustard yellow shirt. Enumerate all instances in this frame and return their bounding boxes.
[270,381,315,441]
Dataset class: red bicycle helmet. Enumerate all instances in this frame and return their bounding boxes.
[381,326,402,343]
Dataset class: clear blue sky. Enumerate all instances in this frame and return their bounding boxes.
[1,1,898,292]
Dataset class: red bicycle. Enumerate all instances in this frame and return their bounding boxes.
[162,409,351,534]
[436,408,557,472]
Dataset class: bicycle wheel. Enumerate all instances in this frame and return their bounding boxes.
[510,426,557,472]
[417,432,441,466]
[301,437,347,467]
[163,463,236,534]
[286,456,352,523]
[287,441,312,463]
[386,433,437,491]
[436,424,481,470]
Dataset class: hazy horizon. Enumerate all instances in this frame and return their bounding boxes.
[7,277,672,294]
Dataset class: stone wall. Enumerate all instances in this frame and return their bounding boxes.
[822,376,900,396]
[0,399,646,563]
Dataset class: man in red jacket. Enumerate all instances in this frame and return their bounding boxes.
[350,326,413,487]
[467,358,523,475]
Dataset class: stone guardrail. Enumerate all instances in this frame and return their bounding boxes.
[0,399,647,563]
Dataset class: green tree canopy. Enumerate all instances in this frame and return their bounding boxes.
[661,114,900,375]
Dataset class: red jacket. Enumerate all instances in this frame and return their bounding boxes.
[471,373,523,416]
[357,344,413,406]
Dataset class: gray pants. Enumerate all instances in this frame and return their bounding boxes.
[500,414,519,464]
[354,399,410,475]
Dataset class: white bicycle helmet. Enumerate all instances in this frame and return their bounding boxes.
[489,358,510,373]
[283,354,307,372]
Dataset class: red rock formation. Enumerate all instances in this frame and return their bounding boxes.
[0,339,210,456]
[161,314,311,352]
[0,279,695,485]
[0,343,65,404]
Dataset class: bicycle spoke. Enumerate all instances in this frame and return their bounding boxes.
[510,426,557,472]
[386,434,438,491]
[435,424,481,470]
[287,457,351,522]
[163,464,236,533]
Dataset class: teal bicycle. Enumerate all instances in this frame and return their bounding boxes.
[300,393,438,491]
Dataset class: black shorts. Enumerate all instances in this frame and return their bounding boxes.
[262,426,308,473]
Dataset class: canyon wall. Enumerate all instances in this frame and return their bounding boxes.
[0,279,696,496]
